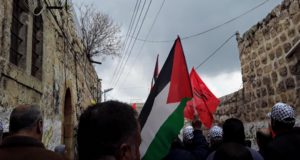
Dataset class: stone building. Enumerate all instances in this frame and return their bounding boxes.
[0,0,101,158]
[215,0,300,147]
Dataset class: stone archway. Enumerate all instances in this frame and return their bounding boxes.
[63,89,73,159]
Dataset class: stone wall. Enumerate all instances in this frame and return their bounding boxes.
[214,0,300,147]
[0,0,101,157]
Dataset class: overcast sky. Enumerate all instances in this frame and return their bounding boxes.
[73,0,282,103]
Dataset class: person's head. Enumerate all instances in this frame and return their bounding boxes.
[222,118,245,145]
[208,126,223,149]
[54,144,66,156]
[77,101,140,160]
[269,102,295,135]
[214,142,253,160]
[182,126,194,146]
[9,104,43,141]
[256,128,272,151]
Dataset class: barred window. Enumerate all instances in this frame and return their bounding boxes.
[31,15,43,79]
[10,0,28,66]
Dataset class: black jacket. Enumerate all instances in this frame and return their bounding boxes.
[164,130,209,160]
[0,136,64,160]
[264,127,300,160]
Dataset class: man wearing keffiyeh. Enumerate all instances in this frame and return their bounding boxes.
[264,102,300,160]
[208,126,223,153]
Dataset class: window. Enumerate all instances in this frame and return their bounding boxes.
[10,0,44,80]
[31,15,43,79]
[10,0,28,66]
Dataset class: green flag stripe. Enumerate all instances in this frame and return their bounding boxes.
[142,98,190,160]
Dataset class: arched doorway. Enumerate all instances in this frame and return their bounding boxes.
[63,89,73,159]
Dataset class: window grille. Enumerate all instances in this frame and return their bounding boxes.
[10,0,27,65]
[31,15,43,79]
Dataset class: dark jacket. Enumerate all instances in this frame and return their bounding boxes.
[164,130,209,160]
[0,136,64,160]
[264,127,300,160]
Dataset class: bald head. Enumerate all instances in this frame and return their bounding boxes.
[9,104,43,134]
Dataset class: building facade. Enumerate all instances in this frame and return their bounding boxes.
[0,0,101,158]
[215,0,300,148]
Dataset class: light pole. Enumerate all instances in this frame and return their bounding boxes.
[103,88,113,102]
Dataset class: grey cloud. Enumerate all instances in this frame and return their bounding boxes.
[74,0,282,101]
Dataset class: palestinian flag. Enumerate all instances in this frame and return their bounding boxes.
[139,37,193,160]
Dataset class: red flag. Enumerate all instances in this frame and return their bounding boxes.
[184,68,220,128]
[132,103,137,110]
[151,54,159,89]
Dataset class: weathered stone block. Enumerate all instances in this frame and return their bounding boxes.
[274,61,279,70]
[270,28,278,38]
[292,36,300,45]
[298,24,300,34]
[288,28,296,38]
[266,43,272,51]
[289,60,300,75]
[276,47,284,58]
[281,93,288,102]
[242,75,248,83]
[261,55,268,65]
[268,97,275,105]
[257,68,263,76]
[283,43,292,53]
[255,59,260,67]
[278,57,286,66]
[269,51,275,60]
[263,76,271,85]
[262,87,267,97]
[272,38,280,48]
[243,65,250,74]
[280,33,288,42]
[258,46,265,55]
[250,61,255,71]
[279,66,288,77]
[283,19,291,30]
[297,88,300,98]
[275,95,281,102]
[256,89,261,98]
[251,52,257,60]
[264,64,273,74]
[271,71,278,83]
[286,77,296,89]
[277,24,283,33]
[246,55,251,62]
[277,80,286,93]
[256,79,262,87]
[289,1,300,15]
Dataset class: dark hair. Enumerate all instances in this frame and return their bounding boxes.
[222,118,245,145]
[271,118,295,134]
[9,104,42,133]
[77,101,138,160]
[214,142,253,160]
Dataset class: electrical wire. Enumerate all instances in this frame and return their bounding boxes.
[195,33,236,70]
[111,0,147,86]
[129,0,271,43]
[118,0,167,88]
[113,0,153,88]
[110,0,141,84]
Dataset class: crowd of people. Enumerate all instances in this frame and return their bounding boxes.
[0,101,299,160]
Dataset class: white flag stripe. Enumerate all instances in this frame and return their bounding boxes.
[140,83,180,157]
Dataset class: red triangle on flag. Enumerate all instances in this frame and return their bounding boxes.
[167,37,193,103]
